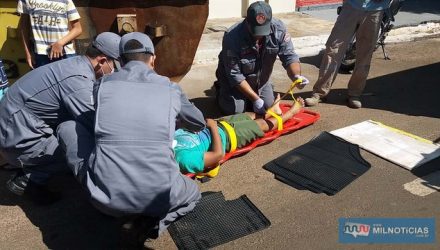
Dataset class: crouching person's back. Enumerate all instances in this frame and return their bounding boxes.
[58,32,206,246]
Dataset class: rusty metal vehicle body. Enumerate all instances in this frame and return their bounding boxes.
[0,0,209,82]
[0,0,208,165]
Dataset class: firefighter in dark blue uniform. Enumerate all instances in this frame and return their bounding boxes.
[215,1,309,115]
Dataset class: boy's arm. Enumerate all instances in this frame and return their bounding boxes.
[18,14,34,69]
[203,119,224,169]
[50,19,82,59]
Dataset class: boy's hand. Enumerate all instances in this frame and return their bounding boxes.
[49,41,64,59]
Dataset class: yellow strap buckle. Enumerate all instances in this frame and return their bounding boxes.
[196,165,220,178]
[219,120,237,152]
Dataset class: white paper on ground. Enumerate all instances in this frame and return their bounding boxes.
[330,120,440,170]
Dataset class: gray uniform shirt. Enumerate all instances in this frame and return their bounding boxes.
[0,56,95,166]
[87,61,204,216]
[216,18,300,92]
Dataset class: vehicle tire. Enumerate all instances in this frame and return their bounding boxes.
[340,41,356,72]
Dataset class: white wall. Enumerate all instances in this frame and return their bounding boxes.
[208,0,242,19]
[209,0,295,19]
[267,0,296,14]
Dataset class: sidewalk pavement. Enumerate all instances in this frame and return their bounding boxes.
[194,10,440,65]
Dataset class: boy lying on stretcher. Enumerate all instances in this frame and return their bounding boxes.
[174,95,305,174]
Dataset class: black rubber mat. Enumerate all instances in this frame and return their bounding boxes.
[168,191,271,250]
[264,132,370,195]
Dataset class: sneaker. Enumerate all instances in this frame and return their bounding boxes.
[347,96,362,109]
[6,169,61,205]
[305,94,322,107]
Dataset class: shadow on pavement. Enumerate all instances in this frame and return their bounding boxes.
[323,62,440,118]
[190,84,223,119]
[411,149,440,177]
[299,50,324,69]
[0,170,122,249]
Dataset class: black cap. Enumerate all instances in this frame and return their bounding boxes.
[246,1,272,36]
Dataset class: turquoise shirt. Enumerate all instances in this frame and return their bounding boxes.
[346,0,390,11]
[174,127,227,173]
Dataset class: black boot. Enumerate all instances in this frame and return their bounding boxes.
[6,169,61,205]
[119,216,159,249]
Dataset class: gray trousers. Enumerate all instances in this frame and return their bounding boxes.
[218,82,275,115]
[56,120,94,183]
[0,111,67,184]
[57,120,200,234]
[312,2,383,98]
[0,144,66,184]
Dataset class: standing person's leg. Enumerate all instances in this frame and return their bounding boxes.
[34,52,74,68]
[34,54,51,68]
[347,10,383,109]
[305,3,361,106]
[63,53,77,59]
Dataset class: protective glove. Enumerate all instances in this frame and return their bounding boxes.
[253,98,266,114]
[294,75,310,89]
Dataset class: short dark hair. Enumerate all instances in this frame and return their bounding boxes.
[121,39,152,64]
[85,45,105,59]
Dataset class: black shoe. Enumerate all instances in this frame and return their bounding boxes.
[6,169,29,196]
[120,216,159,249]
[6,170,61,205]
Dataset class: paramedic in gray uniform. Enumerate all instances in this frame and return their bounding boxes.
[57,32,206,245]
[0,32,121,204]
[215,1,309,115]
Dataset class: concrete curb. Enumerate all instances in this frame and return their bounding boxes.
[193,22,440,65]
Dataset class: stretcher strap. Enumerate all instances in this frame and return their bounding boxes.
[219,120,237,152]
[268,78,302,111]
[266,110,283,131]
[288,79,302,103]
[195,165,221,178]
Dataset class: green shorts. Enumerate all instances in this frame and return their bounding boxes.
[218,113,264,150]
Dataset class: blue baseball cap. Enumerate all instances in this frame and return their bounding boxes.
[120,32,155,55]
[92,32,121,60]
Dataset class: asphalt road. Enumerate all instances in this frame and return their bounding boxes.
[0,37,439,249]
